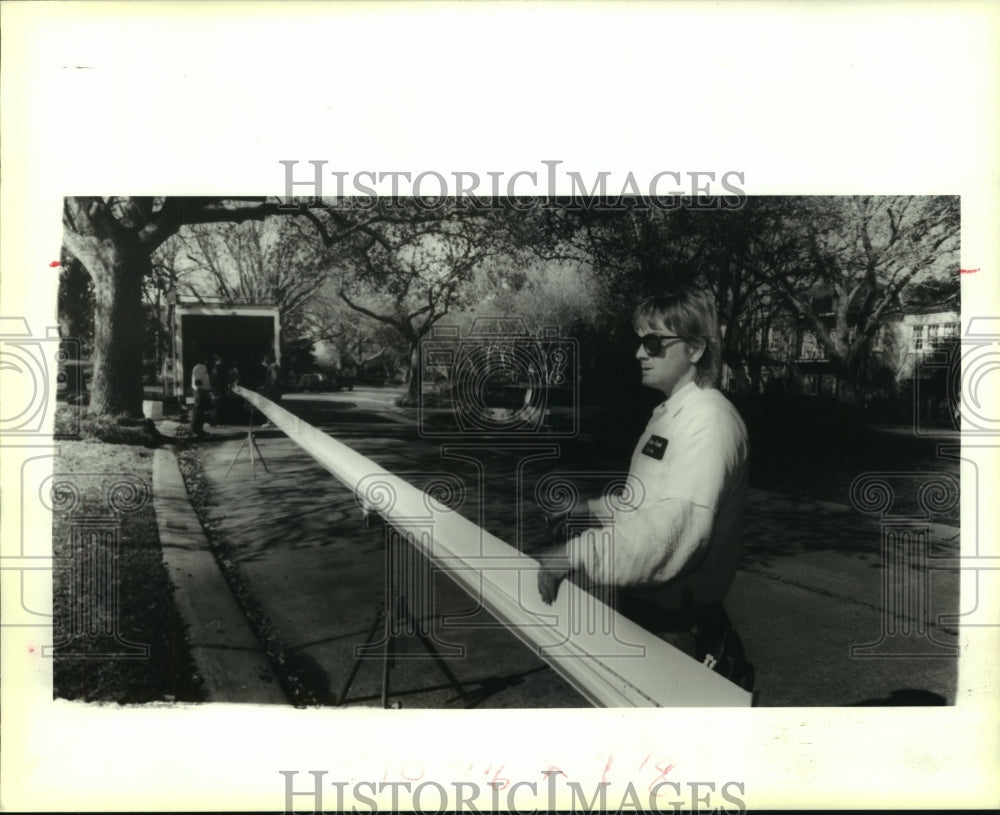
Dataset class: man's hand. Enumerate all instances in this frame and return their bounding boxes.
[545,510,571,542]
[535,543,570,605]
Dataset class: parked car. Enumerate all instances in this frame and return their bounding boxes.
[338,360,357,391]
[298,372,328,392]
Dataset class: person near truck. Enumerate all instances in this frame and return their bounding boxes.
[210,354,227,426]
[190,353,212,438]
[259,352,283,427]
[262,352,282,403]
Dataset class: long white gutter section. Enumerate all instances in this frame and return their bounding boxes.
[233,386,752,707]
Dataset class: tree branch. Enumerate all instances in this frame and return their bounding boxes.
[339,288,407,336]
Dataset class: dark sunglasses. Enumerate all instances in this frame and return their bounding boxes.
[638,333,685,356]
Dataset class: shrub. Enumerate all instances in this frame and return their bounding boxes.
[54,405,164,447]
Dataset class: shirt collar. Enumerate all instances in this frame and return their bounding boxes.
[651,380,700,421]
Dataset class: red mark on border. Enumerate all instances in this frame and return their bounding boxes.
[489,764,510,791]
[49,261,61,268]
[960,268,980,274]
[601,754,615,784]
[400,761,424,782]
[648,759,677,795]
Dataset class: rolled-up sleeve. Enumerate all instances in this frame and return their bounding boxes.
[567,498,714,586]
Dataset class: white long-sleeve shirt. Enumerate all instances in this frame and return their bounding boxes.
[567,381,749,610]
[191,363,210,393]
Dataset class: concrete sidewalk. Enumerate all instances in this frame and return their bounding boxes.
[153,444,286,704]
[155,402,960,708]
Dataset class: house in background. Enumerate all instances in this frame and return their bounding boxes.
[723,289,959,418]
[889,310,960,379]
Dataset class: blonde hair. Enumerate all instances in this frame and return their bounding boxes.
[632,289,722,387]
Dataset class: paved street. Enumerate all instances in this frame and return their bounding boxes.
[158,387,960,708]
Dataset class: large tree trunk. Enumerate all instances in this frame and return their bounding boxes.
[57,256,93,356]
[835,351,868,438]
[748,354,764,396]
[837,377,862,409]
[399,343,420,406]
[836,349,867,409]
[87,249,149,417]
[723,350,749,393]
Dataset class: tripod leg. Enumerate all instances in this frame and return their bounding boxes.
[414,617,469,704]
[224,439,250,479]
[250,434,271,474]
[379,536,403,709]
[381,599,397,709]
[337,609,384,706]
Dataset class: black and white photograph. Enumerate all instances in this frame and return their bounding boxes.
[50,193,961,711]
[2,3,998,813]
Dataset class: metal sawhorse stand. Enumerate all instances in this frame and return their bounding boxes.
[338,521,469,708]
[224,412,270,480]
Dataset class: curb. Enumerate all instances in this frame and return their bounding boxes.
[152,446,288,704]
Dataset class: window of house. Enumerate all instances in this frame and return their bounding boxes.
[872,326,884,351]
[768,327,783,353]
[912,324,924,351]
[801,330,825,360]
[943,322,959,338]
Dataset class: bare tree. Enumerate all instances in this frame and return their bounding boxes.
[167,217,340,355]
[337,207,495,404]
[772,196,959,407]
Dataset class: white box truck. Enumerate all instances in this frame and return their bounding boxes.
[165,295,281,402]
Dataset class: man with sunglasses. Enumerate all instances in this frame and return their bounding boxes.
[536,288,754,690]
